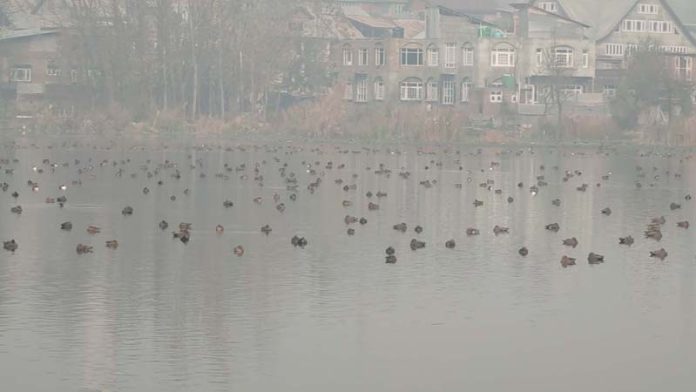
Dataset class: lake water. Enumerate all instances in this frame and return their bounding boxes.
[1,138,695,391]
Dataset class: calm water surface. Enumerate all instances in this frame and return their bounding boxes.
[0,138,695,391]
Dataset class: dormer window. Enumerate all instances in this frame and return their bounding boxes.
[638,4,658,15]
[538,2,557,13]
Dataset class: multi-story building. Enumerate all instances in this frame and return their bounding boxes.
[336,3,597,116]
[337,0,696,117]
[529,0,696,96]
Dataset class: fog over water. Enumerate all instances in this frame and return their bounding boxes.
[0,138,695,391]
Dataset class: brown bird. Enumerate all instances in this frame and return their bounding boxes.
[677,221,689,229]
[466,228,480,236]
[545,223,560,232]
[76,244,93,255]
[493,225,509,235]
[234,245,245,257]
[562,237,578,248]
[561,256,576,268]
[619,236,634,246]
[410,239,426,250]
[649,248,668,260]
[3,240,18,252]
[518,247,529,257]
[588,253,605,264]
[105,240,119,249]
[87,226,101,235]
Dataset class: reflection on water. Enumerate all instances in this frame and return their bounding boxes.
[0,139,695,391]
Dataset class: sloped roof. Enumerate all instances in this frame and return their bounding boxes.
[553,0,696,45]
[0,27,57,41]
[549,0,636,39]
[392,18,425,38]
[425,0,517,13]
[0,0,71,29]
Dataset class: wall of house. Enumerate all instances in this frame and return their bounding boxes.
[595,0,696,91]
[0,32,86,116]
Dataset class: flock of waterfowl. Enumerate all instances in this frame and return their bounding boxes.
[1,142,694,269]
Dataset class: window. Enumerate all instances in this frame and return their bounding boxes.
[344,81,353,100]
[426,80,439,102]
[442,79,455,105]
[491,45,515,67]
[553,47,574,68]
[675,56,692,81]
[623,19,673,33]
[561,85,583,97]
[538,2,557,12]
[427,45,439,66]
[536,49,544,66]
[47,63,61,76]
[490,90,503,103]
[374,78,385,100]
[605,43,624,56]
[582,50,589,68]
[400,79,423,101]
[342,46,353,66]
[638,3,658,14]
[462,44,474,66]
[400,47,424,66]
[461,79,471,102]
[603,85,617,98]
[661,45,688,54]
[356,77,368,102]
[10,66,32,82]
[444,43,456,68]
[375,47,386,66]
[521,84,536,104]
[358,48,368,66]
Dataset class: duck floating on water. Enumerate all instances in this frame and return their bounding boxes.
[588,252,605,264]
[106,240,119,249]
[649,248,668,260]
[76,244,93,255]
[410,239,426,250]
[3,240,18,252]
[562,237,578,248]
[619,236,634,246]
[561,256,576,268]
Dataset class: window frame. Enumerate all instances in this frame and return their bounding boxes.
[400,79,423,101]
[427,45,439,67]
[462,44,474,66]
[343,81,353,100]
[10,66,32,82]
[444,43,456,68]
[358,48,369,66]
[442,79,455,105]
[461,79,471,102]
[425,79,439,102]
[374,78,385,101]
[375,47,386,66]
[553,46,574,68]
[342,46,353,66]
[400,47,424,66]
[491,45,516,67]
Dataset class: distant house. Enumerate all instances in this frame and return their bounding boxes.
[0,0,79,118]
[529,0,696,95]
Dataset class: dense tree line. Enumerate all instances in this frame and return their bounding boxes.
[67,0,332,120]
